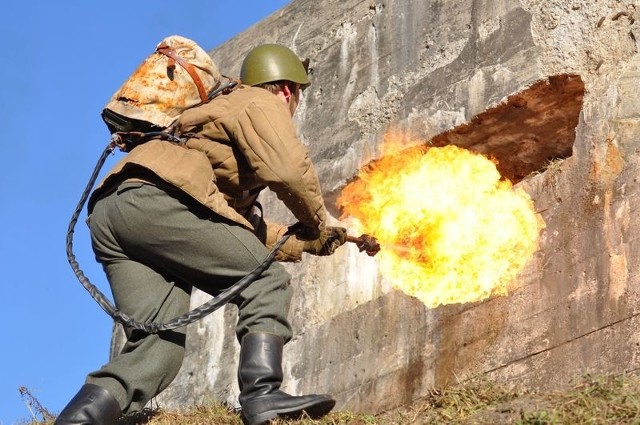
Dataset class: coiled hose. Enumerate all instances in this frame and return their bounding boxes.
[65,136,290,334]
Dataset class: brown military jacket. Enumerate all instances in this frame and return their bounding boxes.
[89,85,327,261]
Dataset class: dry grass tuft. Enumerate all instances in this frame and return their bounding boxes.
[23,372,640,425]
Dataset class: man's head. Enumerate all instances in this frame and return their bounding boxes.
[240,44,310,116]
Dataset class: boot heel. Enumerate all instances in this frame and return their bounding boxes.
[54,384,121,425]
[241,409,278,425]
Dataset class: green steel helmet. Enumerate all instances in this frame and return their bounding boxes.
[240,44,310,87]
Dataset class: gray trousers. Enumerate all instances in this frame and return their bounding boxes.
[86,181,293,413]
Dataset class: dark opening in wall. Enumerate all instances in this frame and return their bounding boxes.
[327,74,584,218]
[430,74,584,183]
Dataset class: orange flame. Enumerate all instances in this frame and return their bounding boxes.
[338,135,545,308]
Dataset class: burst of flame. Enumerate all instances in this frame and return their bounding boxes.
[338,135,545,308]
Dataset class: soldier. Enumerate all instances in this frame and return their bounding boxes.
[55,44,346,425]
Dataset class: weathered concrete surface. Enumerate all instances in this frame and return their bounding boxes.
[112,0,640,415]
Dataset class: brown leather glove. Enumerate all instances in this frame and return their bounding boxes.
[303,226,348,256]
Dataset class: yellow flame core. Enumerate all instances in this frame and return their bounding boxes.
[338,142,545,308]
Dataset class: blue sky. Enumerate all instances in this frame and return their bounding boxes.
[0,1,291,423]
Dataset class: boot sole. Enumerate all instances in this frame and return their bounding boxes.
[243,398,336,425]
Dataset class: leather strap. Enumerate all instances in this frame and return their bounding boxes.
[156,44,209,103]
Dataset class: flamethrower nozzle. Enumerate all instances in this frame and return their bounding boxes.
[346,234,381,257]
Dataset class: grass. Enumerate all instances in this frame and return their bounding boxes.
[20,372,640,425]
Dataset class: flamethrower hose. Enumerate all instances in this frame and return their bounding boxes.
[65,138,291,334]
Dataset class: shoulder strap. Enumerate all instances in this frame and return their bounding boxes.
[156,44,209,103]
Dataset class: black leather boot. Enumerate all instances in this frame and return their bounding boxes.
[54,384,121,425]
[238,333,335,425]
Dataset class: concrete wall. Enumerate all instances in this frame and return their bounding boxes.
[113,0,640,414]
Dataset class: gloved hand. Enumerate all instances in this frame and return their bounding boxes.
[303,226,348,256]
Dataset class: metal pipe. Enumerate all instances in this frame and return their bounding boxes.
[346,234,381,256]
